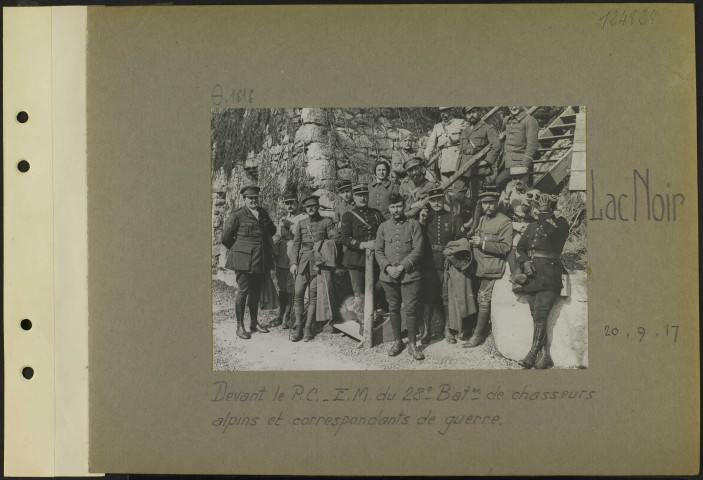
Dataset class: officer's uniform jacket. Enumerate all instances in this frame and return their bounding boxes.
[290,215,337,274]
[375,216,424,284]
[368,179,397,219]
[272,211,307,268]
[472,212,512,278]
[516,212,569,292]
[340,206,385,268]
[459,120,501,177]
[502,110,539,169]
[422,206,465,270]
[424,118,466,174]
[221,206,276,273]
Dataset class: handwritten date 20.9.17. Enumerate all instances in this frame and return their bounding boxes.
[599,9,658,29]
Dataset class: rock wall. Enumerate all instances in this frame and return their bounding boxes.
[212,108,424,266]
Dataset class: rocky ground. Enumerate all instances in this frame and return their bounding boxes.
[213,279,519,371]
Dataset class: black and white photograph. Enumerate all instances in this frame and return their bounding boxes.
[211,107,587,371]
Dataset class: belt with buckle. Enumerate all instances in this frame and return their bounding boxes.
[529,250,560,259]
[431,244,445,253]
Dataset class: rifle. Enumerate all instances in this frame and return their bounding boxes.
[424,106,502,174]
[407,106,538,217]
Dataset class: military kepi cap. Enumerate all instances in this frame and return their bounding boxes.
[352,183,369,195]
[463,106,478,114]
[240,185,260,197]
[336,179,352,191]
[283,193,298,202]
[478,191,500,201]
[427,187,445,200]
[439,106,453,111]
[301,195,320,207]
[403,156,425,171]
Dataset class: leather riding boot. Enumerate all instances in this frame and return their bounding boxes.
[419,305,433,345]
[534,347,554,369]
[519,321,547,369]
[407,342,425,360]
[291,306,304,342]
[303,316,314,342]
[463,309,490,348]
[235,300,250,340]
[249,306,269,333]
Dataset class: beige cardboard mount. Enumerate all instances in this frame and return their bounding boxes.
[3,4,699,477]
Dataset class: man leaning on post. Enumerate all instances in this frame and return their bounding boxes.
[220,185,276,340]
[375,192,425,360]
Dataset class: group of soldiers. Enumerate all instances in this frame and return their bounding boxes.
[220,106,570,369]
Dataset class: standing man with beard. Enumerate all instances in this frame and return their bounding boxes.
[425,107,466,207]
[460,106,502,224]
[399,156,435,219]
[463,190,512,348]
[375,193,425,360]
[496,106,539,192]
[419,187,467,345]
[271,193,306,329]
[516,193,569,369]
[340,183,385,333]
[289,195,337,342]
[368,160,396,220]
[220,185,276,340]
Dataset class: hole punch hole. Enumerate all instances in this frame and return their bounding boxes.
[17,160,30,173]
[17,111,29,123]
[20,319,32,331]
[22,367,34,380]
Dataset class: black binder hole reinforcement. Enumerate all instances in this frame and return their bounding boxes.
[22,367,34,380]
[20,319,32,330]
[17,160,30,173]
[16,111,29,123]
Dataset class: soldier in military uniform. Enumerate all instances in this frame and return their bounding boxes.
[499,179,537,293]
[463,190,512,348]
[289,195,337,342]
[390,131,417,185]
[419,187,467,345]
[271,193,306,328]
[496,106,539,192]
[424,107,466,206]
[460,106,502,225]
[375,192,425,360]
[516,192,569,369]
[399,156,435,219]
[368,160,396,220]
[220,185,277,340]
[340,183,386,332]
[333,179,354,225]
[333,179,354,266]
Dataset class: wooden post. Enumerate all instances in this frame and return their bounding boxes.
[362,250,374,348]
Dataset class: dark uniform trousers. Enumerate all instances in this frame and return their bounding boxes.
[341,207,387,313]
[294,267,319,329]
[516,211,569,365]
[220,206,276,327]
[375,217,424,343]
